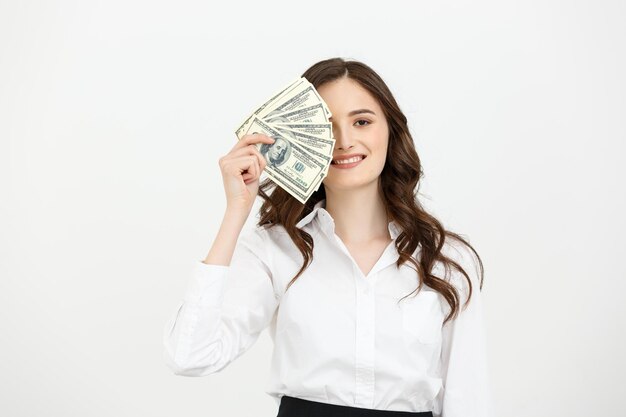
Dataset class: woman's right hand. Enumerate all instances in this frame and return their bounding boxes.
[218,133,275,214]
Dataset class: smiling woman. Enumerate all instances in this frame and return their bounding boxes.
[163,57,493,417]
[321,78,388,180]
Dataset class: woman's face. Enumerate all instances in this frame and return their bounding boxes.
[317,77,389,192]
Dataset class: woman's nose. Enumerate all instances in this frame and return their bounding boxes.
[333,125,354,151]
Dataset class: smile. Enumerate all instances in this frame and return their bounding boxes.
[331,155,366,165]
[331,155,366,169]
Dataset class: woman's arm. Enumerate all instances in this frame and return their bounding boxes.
[163,224,279,377]
[203,208,249,266]
[439,241,494,417]
[163,131,278,376]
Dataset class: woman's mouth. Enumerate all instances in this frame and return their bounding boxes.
[331,155,366,169]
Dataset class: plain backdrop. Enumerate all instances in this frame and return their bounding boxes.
[1,0,625,416]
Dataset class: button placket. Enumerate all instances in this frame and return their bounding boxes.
[316,209,386,407]
[354,263,376,408]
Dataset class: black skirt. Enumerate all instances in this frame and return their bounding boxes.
[276,395,433,417]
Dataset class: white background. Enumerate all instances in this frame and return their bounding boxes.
[2,1,625,416]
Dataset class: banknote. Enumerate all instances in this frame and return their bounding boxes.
[235,77,303,140]
[243,117,329,204]
[259,83,332,121]
[234,77,335,203]
[262,103,329,125]
[273,123,333,139]
[275,127,335,160]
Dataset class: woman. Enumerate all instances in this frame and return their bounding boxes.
[163,58,493,417]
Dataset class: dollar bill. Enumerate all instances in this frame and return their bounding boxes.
[275,126,335,160]
[244,117,329,204]
[234,77,335,203]
[273,122,333,139]
[259,83,332,121]
[263,103,329,124]
[235,77,303,139]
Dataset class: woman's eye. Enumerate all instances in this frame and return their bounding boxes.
[354,119,370,126]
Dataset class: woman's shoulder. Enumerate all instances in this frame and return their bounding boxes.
[237,223,294,255]
[439,234,482,296]
[242,222,315,267]
[441,235,478,265]
[249,222,310,243]
[241,218,294,234]
[235,223,277,252]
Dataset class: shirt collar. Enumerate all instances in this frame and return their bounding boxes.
[295,198,402,240]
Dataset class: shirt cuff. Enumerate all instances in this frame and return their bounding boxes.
[182,261,230,305]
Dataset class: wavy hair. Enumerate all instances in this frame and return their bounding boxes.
[256,57,484,324]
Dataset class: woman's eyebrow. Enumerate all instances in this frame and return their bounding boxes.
[329,109,376,121]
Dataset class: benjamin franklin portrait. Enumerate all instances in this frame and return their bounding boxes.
[259,135,291,168]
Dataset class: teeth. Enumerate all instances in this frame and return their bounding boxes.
[333,156,363,165]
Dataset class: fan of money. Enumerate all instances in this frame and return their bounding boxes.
[235,77,335,204]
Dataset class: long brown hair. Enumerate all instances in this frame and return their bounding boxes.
[256,57,484,325]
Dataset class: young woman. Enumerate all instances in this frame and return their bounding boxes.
[163,58,493,417]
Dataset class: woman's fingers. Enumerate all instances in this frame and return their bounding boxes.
[221,155,253,176]
[232,133,275,153]
[243,155,260,184]
[224,154,261,184]
[217,133,275,212]
[227,143,268,171]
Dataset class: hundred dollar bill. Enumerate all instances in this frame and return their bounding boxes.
[235,77,303,139]
[244,117,330,204]
[246,116,331,167]
[262,78,308,112]
[259,81,332,121]
[274,127,335,160]
[263,103,330,124]
[273,122,333,140]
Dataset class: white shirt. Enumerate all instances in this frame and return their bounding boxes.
[163,198,493,416]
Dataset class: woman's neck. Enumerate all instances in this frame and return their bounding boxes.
[324,183,390,244]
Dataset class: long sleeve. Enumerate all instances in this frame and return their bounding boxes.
[438,240,494,417]
[162,227,279,377]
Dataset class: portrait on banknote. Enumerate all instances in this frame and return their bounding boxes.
[259,135,291,168]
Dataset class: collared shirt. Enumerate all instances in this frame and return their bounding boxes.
[163,199,493,416]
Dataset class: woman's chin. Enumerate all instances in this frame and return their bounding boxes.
[322,178,375,192]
